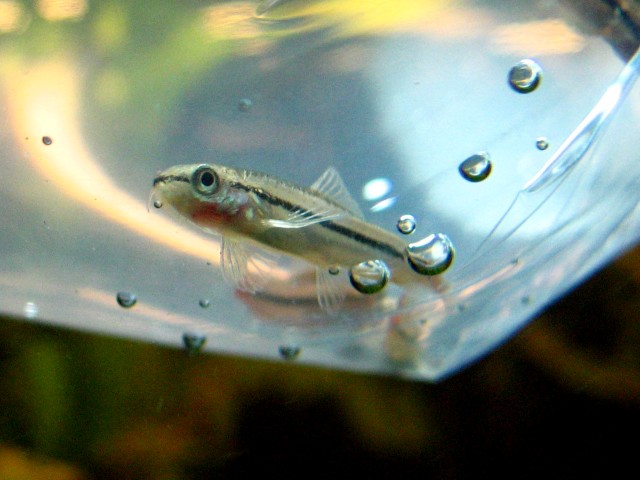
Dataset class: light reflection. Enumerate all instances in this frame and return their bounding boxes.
[370,196,397,212]
[262,0,448,37]
[37,0,87,21]
[362,177,392,201]
[201,2,270,55]
[491,19,586,56]
[0,0,25,33]
[2,59,223,267]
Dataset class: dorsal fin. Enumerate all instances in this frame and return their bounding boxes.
[310,167,364,219]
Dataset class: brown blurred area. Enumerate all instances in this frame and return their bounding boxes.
[0,244,638,479]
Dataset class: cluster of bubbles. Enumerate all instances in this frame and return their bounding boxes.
[347,59,547,297]
[347,231,455,296]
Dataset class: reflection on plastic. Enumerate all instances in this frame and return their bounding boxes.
[0,0,639,381]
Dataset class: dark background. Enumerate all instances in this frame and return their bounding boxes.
[0,245,638,479]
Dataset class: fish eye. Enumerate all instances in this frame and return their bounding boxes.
[192,165,219,195]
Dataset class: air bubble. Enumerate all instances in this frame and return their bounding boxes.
[459,152,492,182]
[328,265,340,275]
[153,199,163,208]
[238,98,253,112]
[183,332,206,356]
[536,137,549,150]
[116,291,137,308]
[406,233,454,275]
[198,298,211,308]
[23,301,39,319]
[508,59,542,93]
[396,214,416,235]
[349,260,390,294]
[278,344,301,360]
[42,136,53,145]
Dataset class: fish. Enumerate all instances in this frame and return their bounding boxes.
[151,164,440,312]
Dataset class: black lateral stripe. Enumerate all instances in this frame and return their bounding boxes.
[230,181,405,260]
[153,174,189,186]
[323,221,405,260]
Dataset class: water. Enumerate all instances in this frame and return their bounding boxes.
[0,0,639,382]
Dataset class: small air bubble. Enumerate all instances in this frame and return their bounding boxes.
[328,265,340,275]
[396,214,417,235]
[116,291,137,308]
[23,302,39,319]
[238,98,253,112]
[536,137,549,150]
[198,298,211,308]
[183,332,206,356]
[508,59,542,93]
[278,345,301,360]
[153,199,163,209]
[459,152,492,182]
[349,260,390,294]
[42,136,53,145]
[406,233,455,276]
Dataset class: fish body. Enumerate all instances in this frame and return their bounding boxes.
[152,163,429,310]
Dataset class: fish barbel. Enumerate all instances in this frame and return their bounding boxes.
[152,163,440,311]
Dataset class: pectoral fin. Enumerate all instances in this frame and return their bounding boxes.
[220,237,277,293]
[262,207,344,229]
[315,266,346,314]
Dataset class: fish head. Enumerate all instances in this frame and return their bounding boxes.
[152,163,249,229]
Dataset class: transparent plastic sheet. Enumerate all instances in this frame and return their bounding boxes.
[0,0,639,380]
